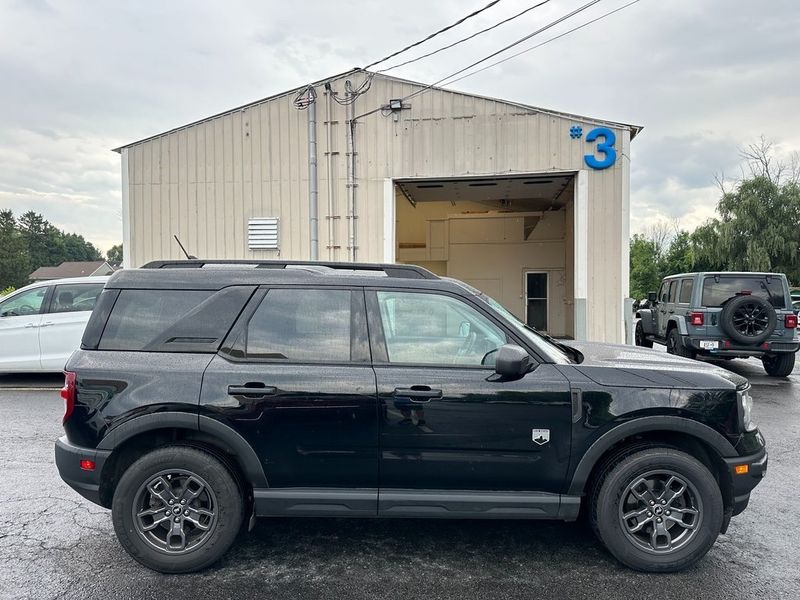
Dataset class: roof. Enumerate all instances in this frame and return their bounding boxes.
[113,69,642,152]
[29,261,113,281]
[107,260,466,292]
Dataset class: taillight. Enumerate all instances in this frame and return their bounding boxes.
[786,314,798,329]
[61,371,76,424]
[689,312,705,326]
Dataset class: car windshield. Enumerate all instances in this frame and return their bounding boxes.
[446,279,573,364]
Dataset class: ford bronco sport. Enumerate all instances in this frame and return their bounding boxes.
[56,260,767,573]
[635,272,798,377]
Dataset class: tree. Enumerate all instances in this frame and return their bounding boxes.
[629,234,663,300]
[107,244,123,265]
[0,211,30,290]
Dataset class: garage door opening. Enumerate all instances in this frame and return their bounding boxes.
[391,173,577,339]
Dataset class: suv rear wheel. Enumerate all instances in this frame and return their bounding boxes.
[762,352,796,377]
[666,328,695,359]
[112,446,244,573]
[590,448,723,572]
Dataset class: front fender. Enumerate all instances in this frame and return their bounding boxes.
[637,309,657,334]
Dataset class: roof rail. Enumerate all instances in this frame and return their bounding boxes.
[140,259,439,280]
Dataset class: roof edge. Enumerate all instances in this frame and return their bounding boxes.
[112,69,641,153]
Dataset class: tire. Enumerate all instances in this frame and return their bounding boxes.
[590,448,723,573]
[720,295,776,345]
[112,446,244,573]
[762,352,796,377]
[635,321,653,348]
[666,328,695,359]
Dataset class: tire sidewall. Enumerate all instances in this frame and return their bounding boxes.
[721,295,777,345]
[595,449,723,572]
[112,446,243,573]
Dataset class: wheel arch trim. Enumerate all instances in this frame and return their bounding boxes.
[96,412,268,488]
[567,416,738,495]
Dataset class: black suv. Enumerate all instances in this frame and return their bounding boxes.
[55,260,767,574]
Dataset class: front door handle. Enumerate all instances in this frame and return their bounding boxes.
[394,386,443,403]
[227,383,277,399]
[41,321,55,327]
[24,323,38,328]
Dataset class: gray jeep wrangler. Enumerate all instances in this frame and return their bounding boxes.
[635,272,799,377]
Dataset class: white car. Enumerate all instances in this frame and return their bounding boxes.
[0,276,109,372]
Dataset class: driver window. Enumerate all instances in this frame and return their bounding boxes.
[376,291,507,366]
[0,287,48,317]
[659,283,668,303]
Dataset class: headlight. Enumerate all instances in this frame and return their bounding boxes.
[739,388,757,432]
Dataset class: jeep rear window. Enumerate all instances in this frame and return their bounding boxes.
[99,290,212,350]
[701,276,786,308]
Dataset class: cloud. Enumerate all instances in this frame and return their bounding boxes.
[0,0,798,253]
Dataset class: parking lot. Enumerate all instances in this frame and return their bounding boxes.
[1,358,798,600]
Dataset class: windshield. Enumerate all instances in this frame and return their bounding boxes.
[446,279,573,364]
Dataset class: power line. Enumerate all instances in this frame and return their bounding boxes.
[378,0,552,73]
[363,0,506,70]
[400,0,606,104]
[442,0,643,87]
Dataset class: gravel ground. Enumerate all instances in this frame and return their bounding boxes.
[0,357,798,600]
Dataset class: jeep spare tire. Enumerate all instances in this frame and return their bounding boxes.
[720,294,776,345]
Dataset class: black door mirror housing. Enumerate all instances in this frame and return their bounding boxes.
[647,291,658,303]
[494,344,531,379]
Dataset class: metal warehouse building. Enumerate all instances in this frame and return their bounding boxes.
[115,70,640,343]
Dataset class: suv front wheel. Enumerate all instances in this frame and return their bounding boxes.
[590,448,723,572]
[112,446,244,573]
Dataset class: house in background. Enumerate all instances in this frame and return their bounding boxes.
[29,260,115,282]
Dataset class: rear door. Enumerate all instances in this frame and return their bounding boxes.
[0,286,48,371]
[200,286,378,511]
[657,280,675,338]
[39,281,106,371]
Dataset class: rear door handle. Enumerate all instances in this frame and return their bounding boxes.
[24,323,38,328]
[227,383,277,398]
[41,321,55,327]
[394,386,443,403]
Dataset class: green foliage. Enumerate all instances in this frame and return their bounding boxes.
[1,286,16,297]
[0,210,102,289]
[107,244,123,265]
[629,234,663,299]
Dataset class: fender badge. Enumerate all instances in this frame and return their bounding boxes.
[532,429,550,445]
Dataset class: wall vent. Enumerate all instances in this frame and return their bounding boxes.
[248,218,279,250]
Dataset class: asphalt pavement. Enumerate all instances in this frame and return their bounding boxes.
[1,357,798,600]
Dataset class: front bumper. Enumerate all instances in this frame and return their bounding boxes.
[724,447,768,516]
[54,436,111,507]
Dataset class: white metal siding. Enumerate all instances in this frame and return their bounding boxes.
[123,73,632,343]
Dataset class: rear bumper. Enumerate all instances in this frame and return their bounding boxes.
[54,436,111,507]
[685,338,799,356]
[724,447,768,516]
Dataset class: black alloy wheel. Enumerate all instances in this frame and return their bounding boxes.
[635,321,653,348]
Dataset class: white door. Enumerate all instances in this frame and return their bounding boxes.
[39,282,105,371]
[0,286,49,372]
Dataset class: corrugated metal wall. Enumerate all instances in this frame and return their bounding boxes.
[123,73,633,342]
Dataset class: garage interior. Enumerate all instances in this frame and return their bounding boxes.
[394,173,576,339]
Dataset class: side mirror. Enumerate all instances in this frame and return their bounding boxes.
[647,291,658,303]
[494,344,531,379]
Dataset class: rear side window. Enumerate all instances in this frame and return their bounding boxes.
[702,276,786,309]
[99,290,212,350]
[50,283,105,313]
[667,281,678,303]
[678,279,693,304]
[246,289,358,362]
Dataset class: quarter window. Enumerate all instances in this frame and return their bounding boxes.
[678,279,693,304]
[376,291,507,366]
[50,283,105,313]
[246,289,353,362]
[668,281,678,303]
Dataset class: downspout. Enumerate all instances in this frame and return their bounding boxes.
[345,84,358,262]
[307,89,319,260]
[325,89,337,260]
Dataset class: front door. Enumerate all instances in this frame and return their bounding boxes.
[367,289,572,497]
[0,286,49,371]
[199,287,378,494]
[657,280,674,338]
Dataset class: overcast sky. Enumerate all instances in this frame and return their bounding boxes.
[1,0,798,254]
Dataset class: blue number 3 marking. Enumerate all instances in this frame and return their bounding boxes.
[583,127,616,170]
